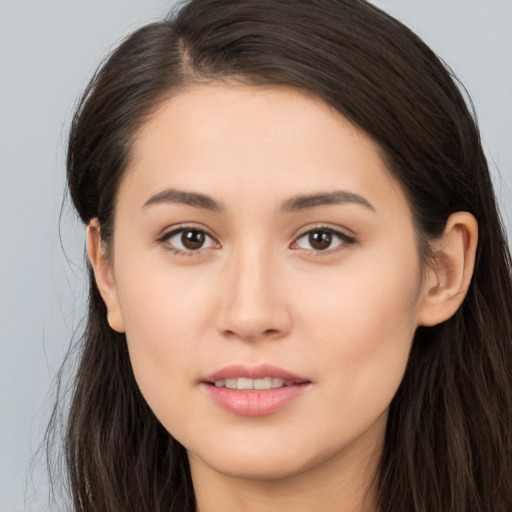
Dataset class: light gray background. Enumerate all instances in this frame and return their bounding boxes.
[1,1,511,511]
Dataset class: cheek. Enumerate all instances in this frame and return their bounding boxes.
[297,245,421,339]
[113,257,216,407]
[294,246,422,418]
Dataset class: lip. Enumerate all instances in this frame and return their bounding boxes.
[203,364,309,384]
[201,364,311,416]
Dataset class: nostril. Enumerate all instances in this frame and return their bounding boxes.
[221,327,283,342]
[215,291,292,341]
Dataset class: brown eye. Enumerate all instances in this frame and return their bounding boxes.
[164,227,217,253]
[308,230,332,250]
[181,229,206,250]
[293,227,352,253]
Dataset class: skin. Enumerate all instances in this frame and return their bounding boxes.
[88,83,478,512]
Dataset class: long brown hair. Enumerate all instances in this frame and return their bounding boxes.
[52,1,512,510]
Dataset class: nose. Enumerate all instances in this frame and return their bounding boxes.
[215,246,292,342]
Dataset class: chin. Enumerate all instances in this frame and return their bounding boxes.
[186,432,340,482]
[195,452,315,481]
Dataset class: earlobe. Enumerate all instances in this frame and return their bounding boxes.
[86,219,125,333]
[417,212,478,327]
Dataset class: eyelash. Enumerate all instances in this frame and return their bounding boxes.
[157,225,357,257]
[157,226,219,256]
[291,226,357,255]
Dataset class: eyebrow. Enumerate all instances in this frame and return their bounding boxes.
[142,188,374,213]
[142,188,223,212]
[282,190,375,212]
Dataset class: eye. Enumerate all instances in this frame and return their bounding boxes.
[162,227,218,254]
[292,227,354,252]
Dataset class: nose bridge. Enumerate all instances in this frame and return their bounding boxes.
[216,239,289,341]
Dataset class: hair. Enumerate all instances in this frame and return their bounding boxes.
[53,0,512,510]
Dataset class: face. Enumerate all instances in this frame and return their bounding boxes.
[97,83,430,482]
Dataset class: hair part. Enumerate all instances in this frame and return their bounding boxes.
[56,1,512,510]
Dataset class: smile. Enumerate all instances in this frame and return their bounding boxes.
[203,364,311,416]
[214,377,293,390]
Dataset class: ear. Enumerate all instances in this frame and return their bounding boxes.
[86,219,125,333]
[417,211,478,327]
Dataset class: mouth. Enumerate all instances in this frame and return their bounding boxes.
[202,364,311,416]
[212,377,297,390]
[203,363,310,388]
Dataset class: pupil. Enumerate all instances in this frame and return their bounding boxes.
[309,231,332,250]
[182,230,205,250]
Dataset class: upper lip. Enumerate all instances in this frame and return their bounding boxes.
[203,364,310,384]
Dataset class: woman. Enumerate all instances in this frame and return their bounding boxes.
[55,0,512,510]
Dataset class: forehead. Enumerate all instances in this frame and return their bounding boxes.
[133,83,370,161]
[121,82,408,217]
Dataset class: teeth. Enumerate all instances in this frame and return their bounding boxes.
[272,378,286,388]
[254,378,272,390]
[238,377,253,390]
[215,377,287,390]
[225,378,238,389]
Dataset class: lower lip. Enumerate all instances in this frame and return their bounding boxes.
[202,383,310,416]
